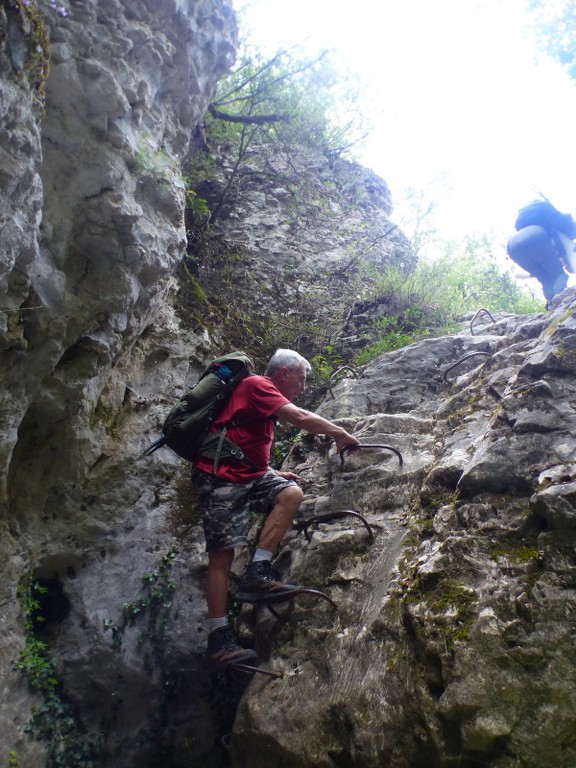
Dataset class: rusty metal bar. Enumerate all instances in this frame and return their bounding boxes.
[328,366,359,399]
[228,663,281,679]
[470,308,496,335]
[294,509,374,543]
[442,351,492,384]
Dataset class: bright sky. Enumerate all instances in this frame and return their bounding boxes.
[233,0,576,262]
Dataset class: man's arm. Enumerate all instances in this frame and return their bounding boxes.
[275,403,359,453]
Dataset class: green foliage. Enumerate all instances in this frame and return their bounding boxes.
[180,46,374,355]
[351,265,448,366]
[269,427,300,468]
[15,580,54,690]
[102,548,180,762]
[183,158,215,231]
[209,46,362,156]
[15,576,99,767]
[427,236,545,314]
[352,243,544,366]
[393,179,545,316]
[355,320,426,366]
[183,44,366,243]
[132,144,176,178]
[309,346,344,383]
[104,546,177,663]
[10,0,52,106]
[184,189,210,225]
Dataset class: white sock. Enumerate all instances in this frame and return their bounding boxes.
[252,548,273,562]
[208,616,228,633]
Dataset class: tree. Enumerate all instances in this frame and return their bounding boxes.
[178,44,381,373]
[185,46,367,234]
[527,0,576,79]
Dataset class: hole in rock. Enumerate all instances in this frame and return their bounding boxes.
[31,577,71,634]
[525,512,550,533]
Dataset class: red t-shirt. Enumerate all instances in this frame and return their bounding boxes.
[193,375,289,483]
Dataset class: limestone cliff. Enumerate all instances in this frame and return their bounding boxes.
[2,1,576,767]
[1,0,237,765]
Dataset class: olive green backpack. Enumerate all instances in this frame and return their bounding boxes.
[143,351,257,470]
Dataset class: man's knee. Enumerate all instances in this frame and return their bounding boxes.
[275,484,304,509]
[507,226,556,272]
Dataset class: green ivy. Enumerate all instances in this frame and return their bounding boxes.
[104,545,178,664]
[102,547,180,761]
[15,576,99,767]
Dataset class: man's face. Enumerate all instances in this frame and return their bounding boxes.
[275,363,308,401]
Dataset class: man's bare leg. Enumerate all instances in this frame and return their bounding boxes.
[205,547,259,668]
[258,485,304,553]
[206,548,234,618]
[237,485,304,602]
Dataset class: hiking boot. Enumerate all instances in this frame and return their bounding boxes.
[206,626,258,670]
[237,560,297,603]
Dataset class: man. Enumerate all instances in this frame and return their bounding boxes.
[191,348,360,670]
[507,199,576,305]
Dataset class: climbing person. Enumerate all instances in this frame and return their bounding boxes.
[506,199,576,306]
[191,348,360,671]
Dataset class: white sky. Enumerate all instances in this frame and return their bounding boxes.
[232,0,576,256]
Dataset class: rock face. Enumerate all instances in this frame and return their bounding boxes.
[3,0,236,518]
[181,140,414,363]
[0,1,237,766]
[3,1,576,767]
[230,293,576,768]
[0,2,413,766]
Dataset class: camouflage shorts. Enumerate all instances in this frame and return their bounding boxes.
[190,469,299,552]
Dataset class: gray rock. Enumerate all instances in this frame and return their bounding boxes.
[3,0,576,765]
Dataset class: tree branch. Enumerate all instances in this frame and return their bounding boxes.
[207,103,289,124]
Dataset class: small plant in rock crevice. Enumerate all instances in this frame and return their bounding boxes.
[132,144,177,179]
[309,346,345,384]
[8,0,52,107]
[124,546,178,658]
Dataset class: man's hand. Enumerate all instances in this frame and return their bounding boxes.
[333,432,360,454]
[276,470,301,481]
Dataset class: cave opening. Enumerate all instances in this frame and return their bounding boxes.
[30,577,71,635]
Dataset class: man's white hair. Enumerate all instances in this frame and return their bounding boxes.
[265,348,311,376]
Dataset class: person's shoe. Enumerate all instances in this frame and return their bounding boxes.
[236,560,297,603]
[206,626,258,670]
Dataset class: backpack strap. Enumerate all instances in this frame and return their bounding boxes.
[209,415,276,474]
[198,425,260,475]
[212,426,228,475]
